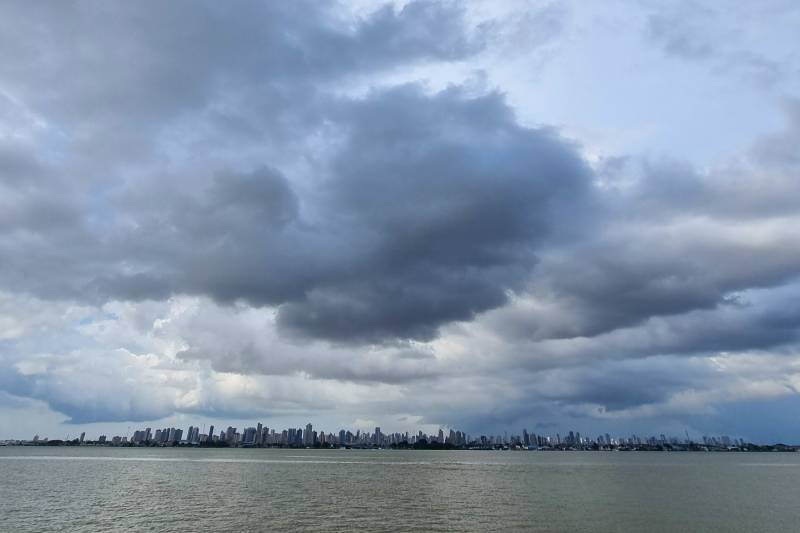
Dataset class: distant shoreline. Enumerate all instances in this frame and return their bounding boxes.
[2,442,798,452]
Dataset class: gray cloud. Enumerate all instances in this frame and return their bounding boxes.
[487,106,800,343]
[275,86,591,341]
[1,1,800,439]
[0,0,586,343]
[645,1,799,89]
[1,81,593,342]
[0,1,484,117]
[646,2,716,60]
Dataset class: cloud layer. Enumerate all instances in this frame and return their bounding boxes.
[1,0,799,441]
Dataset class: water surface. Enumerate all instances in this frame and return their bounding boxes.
[1,447,798,532]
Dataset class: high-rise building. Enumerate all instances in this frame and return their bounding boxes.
[173,428,183,443]
[243,427,257,446]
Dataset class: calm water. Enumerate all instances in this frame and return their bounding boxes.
[1,447,799,532]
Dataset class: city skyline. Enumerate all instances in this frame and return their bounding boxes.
[1,1,800,443]
[6,420,771,450]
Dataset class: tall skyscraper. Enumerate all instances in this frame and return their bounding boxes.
[243,427,257,445]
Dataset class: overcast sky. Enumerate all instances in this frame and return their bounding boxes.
[1,0,799,442]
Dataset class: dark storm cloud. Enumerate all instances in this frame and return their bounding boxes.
[4,25,800,350]
[0,0,483,119]
[102,86,590,341]
[0,0,590,343]
[2,0,800,434]
[1,0,798,350]
[489,106,800,344]
[528,236,800,340]
[534,357,714,412]
[276,86,591,341]
[610,293,800,360]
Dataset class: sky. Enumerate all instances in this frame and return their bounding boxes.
[1,0,799,443]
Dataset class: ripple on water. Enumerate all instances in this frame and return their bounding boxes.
[1,448,799,532]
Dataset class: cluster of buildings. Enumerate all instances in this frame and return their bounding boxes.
[130,423,458,448]
[2,423,768,451]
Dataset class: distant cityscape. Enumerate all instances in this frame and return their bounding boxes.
[2,423,797,452]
